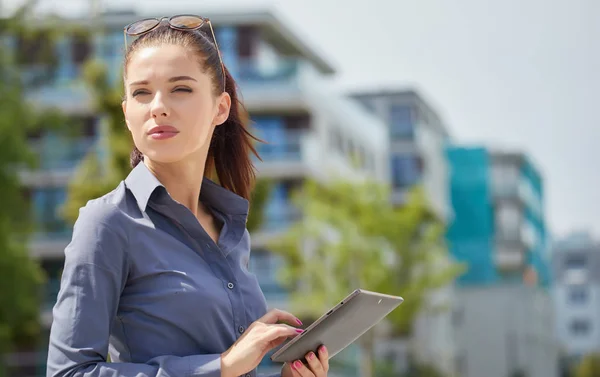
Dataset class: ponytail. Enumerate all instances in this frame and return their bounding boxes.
[205,65,260,201]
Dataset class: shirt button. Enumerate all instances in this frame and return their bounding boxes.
[227,282,234,289]
[239,326,245,334]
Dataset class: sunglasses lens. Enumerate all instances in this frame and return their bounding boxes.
[126,19,160,35]
[170,15,204,29]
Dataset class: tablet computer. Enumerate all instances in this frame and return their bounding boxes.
[270,289,403,363]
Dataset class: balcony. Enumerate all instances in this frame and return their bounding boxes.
[494,241,526,271]
[30,136,96,170]
[25,80,93,114]
[20,136,97,186]
[262,204,301,231]
[235,58,306,111]
[254,130,308,178]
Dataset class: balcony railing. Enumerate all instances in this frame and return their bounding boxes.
[263,204,301,231]
[254,130,304,162]
[28,136,96,171]
[236,58,300,84]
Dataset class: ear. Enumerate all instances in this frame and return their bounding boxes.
[122,100,132,131]
[213,92,231,126]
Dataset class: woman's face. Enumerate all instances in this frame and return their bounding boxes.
[122,44,230,165]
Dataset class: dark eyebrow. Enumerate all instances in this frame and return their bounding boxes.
[129,76,197,86]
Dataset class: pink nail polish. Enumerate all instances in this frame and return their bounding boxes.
[295,328,304,333]
[308,352,315,360]
[294,360,303,369]
[296,318,303,325]
[320,345,327,353]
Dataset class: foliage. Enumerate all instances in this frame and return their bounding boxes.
[267,178,464,377]
[269,178,464,333]
[574,353,600,377]
[62,58,128,224]
[0,3,80,374]
[247,177,272,233]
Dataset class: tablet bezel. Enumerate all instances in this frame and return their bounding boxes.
[270,289,403,363]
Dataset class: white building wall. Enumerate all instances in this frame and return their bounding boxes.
[455,286,559,377]
[415,123,451,221]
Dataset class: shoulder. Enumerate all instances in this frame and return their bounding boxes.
[66,183,130,266]
[73,183,129,235]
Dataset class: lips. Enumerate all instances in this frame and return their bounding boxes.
[148,125,179,140]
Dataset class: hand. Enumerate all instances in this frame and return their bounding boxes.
[220,309,304,377]
[281,345,329,377]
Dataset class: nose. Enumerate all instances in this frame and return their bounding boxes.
[150,93,169,119]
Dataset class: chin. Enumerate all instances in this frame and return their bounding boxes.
[141,148,188,165]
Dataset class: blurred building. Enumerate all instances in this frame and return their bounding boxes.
[446,147,550,285]
[4,7,389,377]
[349,90,457,376]
[446,146,559,377]
[552,232,600,362]
[349,89,452,221]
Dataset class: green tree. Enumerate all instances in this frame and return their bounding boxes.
[0,5,79,375]
[62,58,130,223]
[574,353,600,377]
[247,177,273,233]
[268,178,464,377]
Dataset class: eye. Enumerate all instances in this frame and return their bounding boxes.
[173,87,192,93]
[132,89,149,97]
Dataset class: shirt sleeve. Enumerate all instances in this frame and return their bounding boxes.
[46,202,223,377]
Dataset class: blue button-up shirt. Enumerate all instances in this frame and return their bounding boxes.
[47,162,280,377]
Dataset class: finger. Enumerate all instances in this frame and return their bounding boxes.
[264,324,303,343]
[267,335,289,350]
[259,309,303,327]
[305,351,325,377]
[291,360,314,377]
[317,345,329,372]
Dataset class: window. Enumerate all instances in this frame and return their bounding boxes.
[389,104,414,139]
[570,319,590,336]
[32,187,69,237]
[391,154,421,188]
[252,117,299,159]
[236,26,258,58]
[491,163,519,196]
[566,254,587,269]
[71,34,92,64]
[495,203,521,240]
[330,128,344,154]
[568,286,589,305]
[249,250,286,295]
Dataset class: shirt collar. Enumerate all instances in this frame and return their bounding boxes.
[124,162,249,217]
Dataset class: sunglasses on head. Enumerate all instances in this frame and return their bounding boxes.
[123,14,225,91]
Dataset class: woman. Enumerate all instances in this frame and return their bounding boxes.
[46,15,329,377]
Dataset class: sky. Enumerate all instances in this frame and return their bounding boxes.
[3,0,599,240]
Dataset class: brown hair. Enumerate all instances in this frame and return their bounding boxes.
[123,24,260,200]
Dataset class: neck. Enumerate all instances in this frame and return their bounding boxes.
[144,149,209,217]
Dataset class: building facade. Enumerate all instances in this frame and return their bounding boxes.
[552,233,600,362]
[446,147,549,285]
[4,8,389,377]
[446,146,558,377]
[349,90,457,375]
[350,89,452,222]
